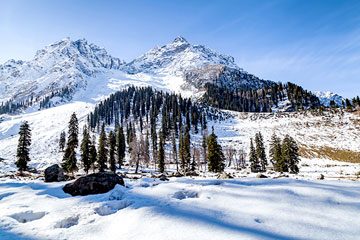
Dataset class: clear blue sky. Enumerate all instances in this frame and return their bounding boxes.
[1,0,359,97]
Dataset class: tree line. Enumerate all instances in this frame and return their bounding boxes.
[202,82,321,113]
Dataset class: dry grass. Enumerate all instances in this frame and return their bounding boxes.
[299,145,360,163]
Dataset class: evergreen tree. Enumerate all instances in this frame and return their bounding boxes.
[16,121,32,173]
[59,131,66,152]
[89,135,97,172]
[249,138,260,173]
[282,135,300,173]
[172,133,178,172]
[143,130,150,167]
[62,113,79,175]
[116,126,126,169]
[269,134,285,172]
[207,129,225,172]
[182,129,191,170]
[202,130,208,167]
[80,127,91,174]
[158,131,165,173]
[97,123,108,172]
[108,130,116,173]
[255,132,267,172]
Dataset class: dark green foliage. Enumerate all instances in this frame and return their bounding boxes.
[89,135,97,172]
[269,134,284,172]
[207,130,225,173]
[80,128,91,174]
[172,133,178,171]
[249,138,260,173]
[202,82,321,113]
[255,132,267,172]
[16,121,31,172]
[181,129,191,171]
[62,113,79,174]
[59,131,66,152]
[116,126,126,169]
[108,131,116,173]
[158,131,165,173]
[97,123,108,172]
[281,135,300,173]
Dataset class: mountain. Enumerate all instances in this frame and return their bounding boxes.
[0,36,276,113]
[126,36,271,90]
[0,38,125,104]
[314,91,344,107]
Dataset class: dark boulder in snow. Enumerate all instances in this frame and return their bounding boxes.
[44,164,65,182]
[63,172,125,196]
[317,174,325,180]
[158,174,169,181]
[256,173,268,178]
[217,172,233,179]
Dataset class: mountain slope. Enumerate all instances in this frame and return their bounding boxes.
[0,38,125,104]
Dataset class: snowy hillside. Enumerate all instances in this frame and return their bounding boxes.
[0,38,125,104]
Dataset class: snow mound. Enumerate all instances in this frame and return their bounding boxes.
[9,211,47,223]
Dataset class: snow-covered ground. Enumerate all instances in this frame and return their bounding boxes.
[0,177,359,240]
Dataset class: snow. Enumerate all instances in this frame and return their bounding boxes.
[0,177,359,240]
[314,91,344,107]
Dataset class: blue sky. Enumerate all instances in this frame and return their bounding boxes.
[1,0,359,97]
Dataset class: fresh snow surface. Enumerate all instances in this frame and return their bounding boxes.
[0,177,359,240]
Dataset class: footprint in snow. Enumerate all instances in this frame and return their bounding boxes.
[173,190,199,200]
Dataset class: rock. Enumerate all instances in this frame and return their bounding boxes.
[172,171,183,177]
[63,172,125,196]
[158,174,169,181]
[317,174,325,180]
[256,173,268,178]
[217,172,233,179]
[44,164,65,182]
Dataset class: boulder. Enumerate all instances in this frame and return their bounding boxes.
[158,174,169,181]
[317,174,325,180]
[217,172,233,179]
[63,172,125,196]
[256,173,268,178]
[44,164,65,182]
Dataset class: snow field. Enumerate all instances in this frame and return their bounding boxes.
[0,177,360,240]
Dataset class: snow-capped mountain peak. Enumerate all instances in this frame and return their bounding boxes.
[126,36,239,75]
[0,38,125,103]
[314,91,344,107]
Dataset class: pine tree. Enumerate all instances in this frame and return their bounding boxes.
[269,133,285,172]
[255,132,267,172]
[97,123,108,172]
[59,131,66,152]
[16,121,31,173]
[249,138,260,173]
[182,129,191,171]
[108,130,116,173]
[202,130,208,167]
[80,127,91,174]
[62,113,79,175]
[172,133,178,172]
[143,130,150,167]
[158,131,165,173]
[282,135,300,173]
[207,129,225,172]
[89,135,97,172]
[116,126,126,169]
